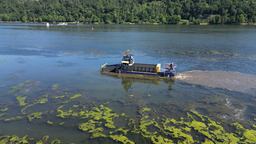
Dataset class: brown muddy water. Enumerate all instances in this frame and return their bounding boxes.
[175,70,256,94]
[1,23,256,143]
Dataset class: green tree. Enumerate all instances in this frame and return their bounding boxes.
[160,15,167,24]
[210,18,215,24]
[253,16,256,23]
[2,14,10,21]
[22,16,27,22]
[38,17,42,23]
[237,14,244,23]
[176,15,181,22]
[230,16,236,23]
[215,15,221,24]
[47,15,54,22]
[29,17,33,22]
[0,0,255,24]
[68,15,73,22]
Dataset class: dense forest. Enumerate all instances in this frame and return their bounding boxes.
[0,0,256,24]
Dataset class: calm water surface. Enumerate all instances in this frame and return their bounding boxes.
[1,23,256,143]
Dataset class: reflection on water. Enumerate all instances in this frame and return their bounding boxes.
[101,73,170,92]
[175,70,256,93]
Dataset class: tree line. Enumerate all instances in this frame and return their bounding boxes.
[0,0,256,24]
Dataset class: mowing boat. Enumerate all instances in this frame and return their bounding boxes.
[100,50,177,78]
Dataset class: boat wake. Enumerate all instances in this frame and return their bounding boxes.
[175,70,256,93]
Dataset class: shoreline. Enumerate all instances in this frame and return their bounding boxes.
[1,21,256,26]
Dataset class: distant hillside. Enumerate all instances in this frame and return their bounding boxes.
[0,0,256,24]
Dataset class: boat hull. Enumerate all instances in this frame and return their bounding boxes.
[101,63,176,78]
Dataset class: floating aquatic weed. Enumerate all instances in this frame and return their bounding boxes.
[11,100,253,143]
[70,94,81,99]
[110,127,130,135]
[0,85,5,87]
[232,122,256,143]
[38,98,48,104]
[134,116,161,138]
[141,108,151,112]
[21,103,36,114]
[7,89,18,93]
[47,121,53,125]
[19,89,29,93]
[50,139,61,144]
[56,105,74,118]
[89,127,104,133]
[90,132,107,139]
[0,135,29,143]
[36,136,61,144]
[110,134,135,144]
[162,117,194,143]
[27,112,43,121]
[122,108,256,143]
[0,134,62,144]
[54,95,65,99]
[61,101,69,104]
[76,105,121,138]
[0,113,7,117]
[0,116,24,122]
[105,121,116,128]
[151,135,174,144]
[0,108,8,112]
[7,80,39,93]
[139,107,153,117]
[79,120,98,131]
[52,84,59,90]
[2,60,7,62]
[17,96,27,106]
[36,135,49,144]
[62,52,70,55]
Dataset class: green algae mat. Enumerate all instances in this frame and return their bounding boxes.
[1,80,256,144]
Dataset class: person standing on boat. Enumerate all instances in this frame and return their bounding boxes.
[129,54,134,66]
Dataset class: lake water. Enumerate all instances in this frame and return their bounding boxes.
[1,23,256,143]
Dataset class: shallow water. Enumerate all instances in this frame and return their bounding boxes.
[1,23,256,143]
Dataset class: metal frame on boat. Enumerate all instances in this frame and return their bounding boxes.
[100,50,177,78]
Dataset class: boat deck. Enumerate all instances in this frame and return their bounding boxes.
[101,62,176,77]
